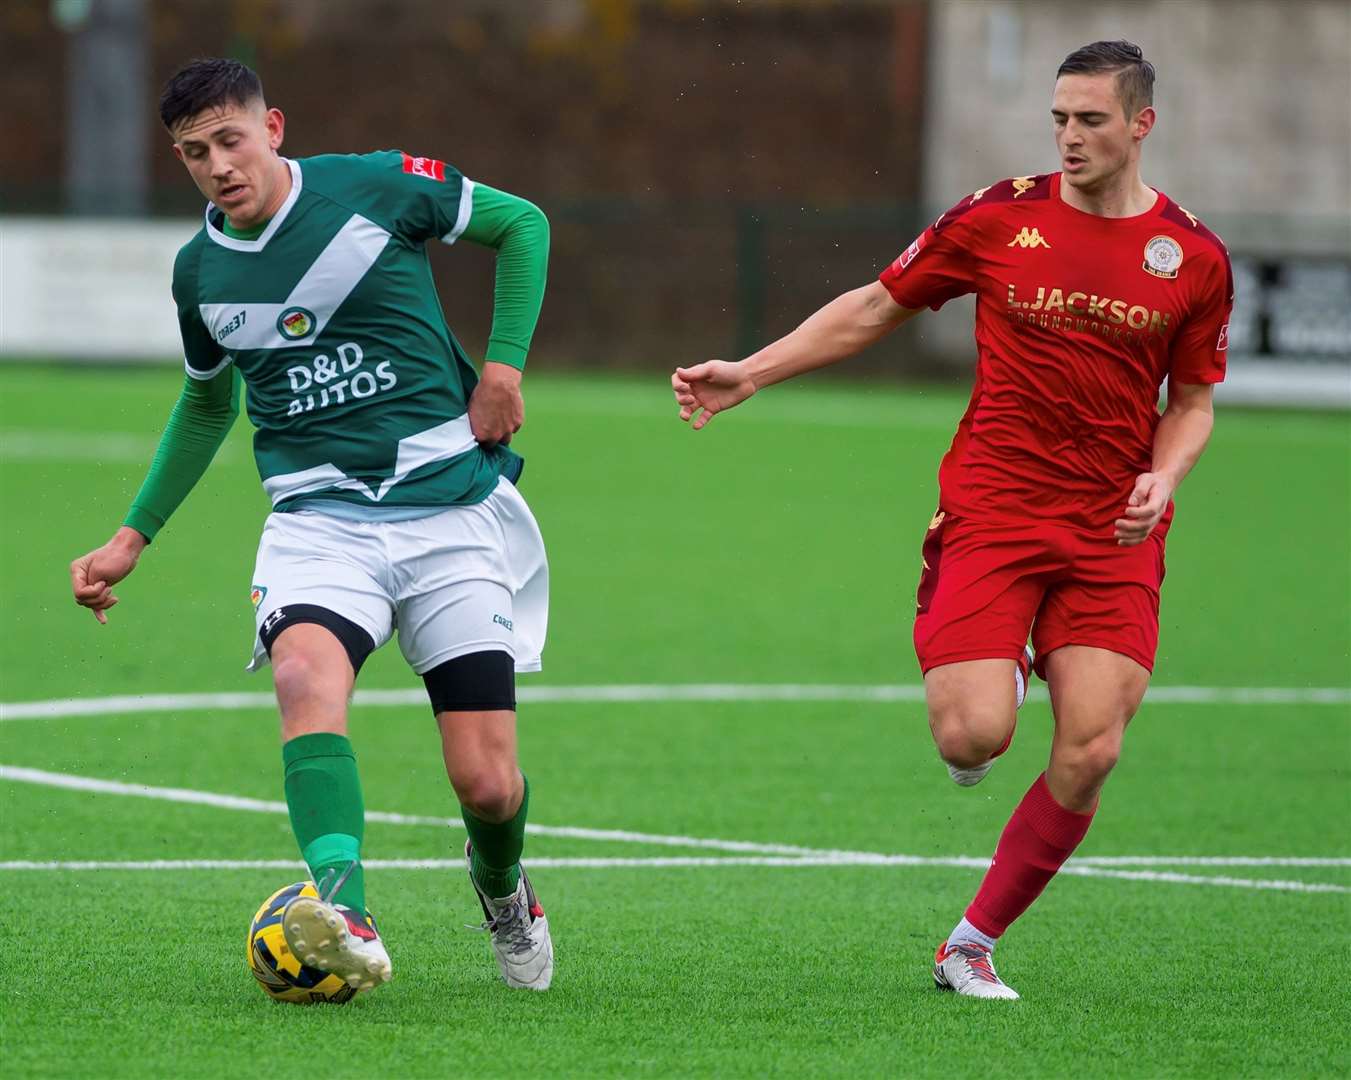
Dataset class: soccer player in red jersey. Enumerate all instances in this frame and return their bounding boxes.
[671,41,1232,999]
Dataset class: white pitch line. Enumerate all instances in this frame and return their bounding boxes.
[0,765,870,859]
[2,765,1348,894]
[3,682,1349,721]
[0,858,1343,894]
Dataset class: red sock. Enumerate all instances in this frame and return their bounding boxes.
[965,773,1095,938]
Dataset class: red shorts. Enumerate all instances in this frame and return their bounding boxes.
[912,510,1165,677]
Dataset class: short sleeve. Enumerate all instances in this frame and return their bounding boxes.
[172,247,230,380]
[1169,248,1233,385]
[363,150,474,246]
[879,196,984,312]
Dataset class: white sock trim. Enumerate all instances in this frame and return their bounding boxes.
[948,916,998,952]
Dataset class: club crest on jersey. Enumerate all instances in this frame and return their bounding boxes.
[1143,235,1183,279]
[1007,227,1051,250]
[276,306,316,340]
[401,152,447,182]
[250,585,267,609]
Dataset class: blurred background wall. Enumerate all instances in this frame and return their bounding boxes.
[2,0,1347,401]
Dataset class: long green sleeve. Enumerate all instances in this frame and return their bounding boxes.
[459,183,550,370]
[123,367,241,541]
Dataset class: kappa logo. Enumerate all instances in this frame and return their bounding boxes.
[1007,227,1051,250]
[401,152,447,182]
[1011,176,1037,198]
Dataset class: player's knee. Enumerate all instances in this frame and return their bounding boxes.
[454,767,521,823]
[1059,732,1123,787]
[271,648,329,706]
[928,703,1013,767]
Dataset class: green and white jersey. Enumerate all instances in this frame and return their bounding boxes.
[173,152,520,513]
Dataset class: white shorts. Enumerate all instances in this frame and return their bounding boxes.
[246,477,548,675]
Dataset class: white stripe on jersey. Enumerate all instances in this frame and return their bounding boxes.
[197,213,390,353]
[262,414,478,506]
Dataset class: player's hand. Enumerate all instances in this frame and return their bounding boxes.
[70,527,148,624]
[671,360,757,430]
[1114,472,1173,546]
[468,361,524,447]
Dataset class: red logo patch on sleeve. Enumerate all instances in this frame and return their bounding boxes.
[1216,323,1229,351]
[898,232,927,271]
[401,153,447,182]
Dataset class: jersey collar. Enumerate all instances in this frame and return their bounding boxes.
[203,158,302,252]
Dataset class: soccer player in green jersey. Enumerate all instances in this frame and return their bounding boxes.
[68,59,554,992]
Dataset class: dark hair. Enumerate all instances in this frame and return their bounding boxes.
[159,58,264,132]
[1057,40,1155,118]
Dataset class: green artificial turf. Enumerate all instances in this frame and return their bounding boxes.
[2,365,1348,1078]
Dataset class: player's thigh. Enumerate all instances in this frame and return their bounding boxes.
[913,510,1056,674]
[248,511,395,675]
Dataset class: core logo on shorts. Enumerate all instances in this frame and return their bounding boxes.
[492,614,514,632]
[276,306,316,340]
[1142,236,1183,279]
[250,585,268,609]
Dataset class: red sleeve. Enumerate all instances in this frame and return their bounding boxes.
[879,196,983,312]
[1169,247,1233,384]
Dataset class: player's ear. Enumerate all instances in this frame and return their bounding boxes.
[170,142,185,165]
[1132,105,1156,142]
[265,107,286,151]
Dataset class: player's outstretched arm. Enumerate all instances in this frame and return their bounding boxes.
[672,281,919,429]
[1115,380,1216,546]
[70,367,239,623]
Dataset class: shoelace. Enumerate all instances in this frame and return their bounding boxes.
[949,944,1001,984]
[476,896,536,957]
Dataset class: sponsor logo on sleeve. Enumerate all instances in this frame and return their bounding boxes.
[898,233,926,271]
[250,585,268,609]
[1216,323,1229,351]
[401,152,447,182]
[1011,176,1037,198]
[1143,235,1184,279]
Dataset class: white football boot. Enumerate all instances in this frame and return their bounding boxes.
[467,841,553,990]
[281,865,392,993]
[933,941,1020,1000]
[946,644,1035,787]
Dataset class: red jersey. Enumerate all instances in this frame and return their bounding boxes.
[880,172,1232,535]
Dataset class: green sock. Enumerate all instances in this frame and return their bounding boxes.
[462,775,529,900]
[282,732,366,912]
